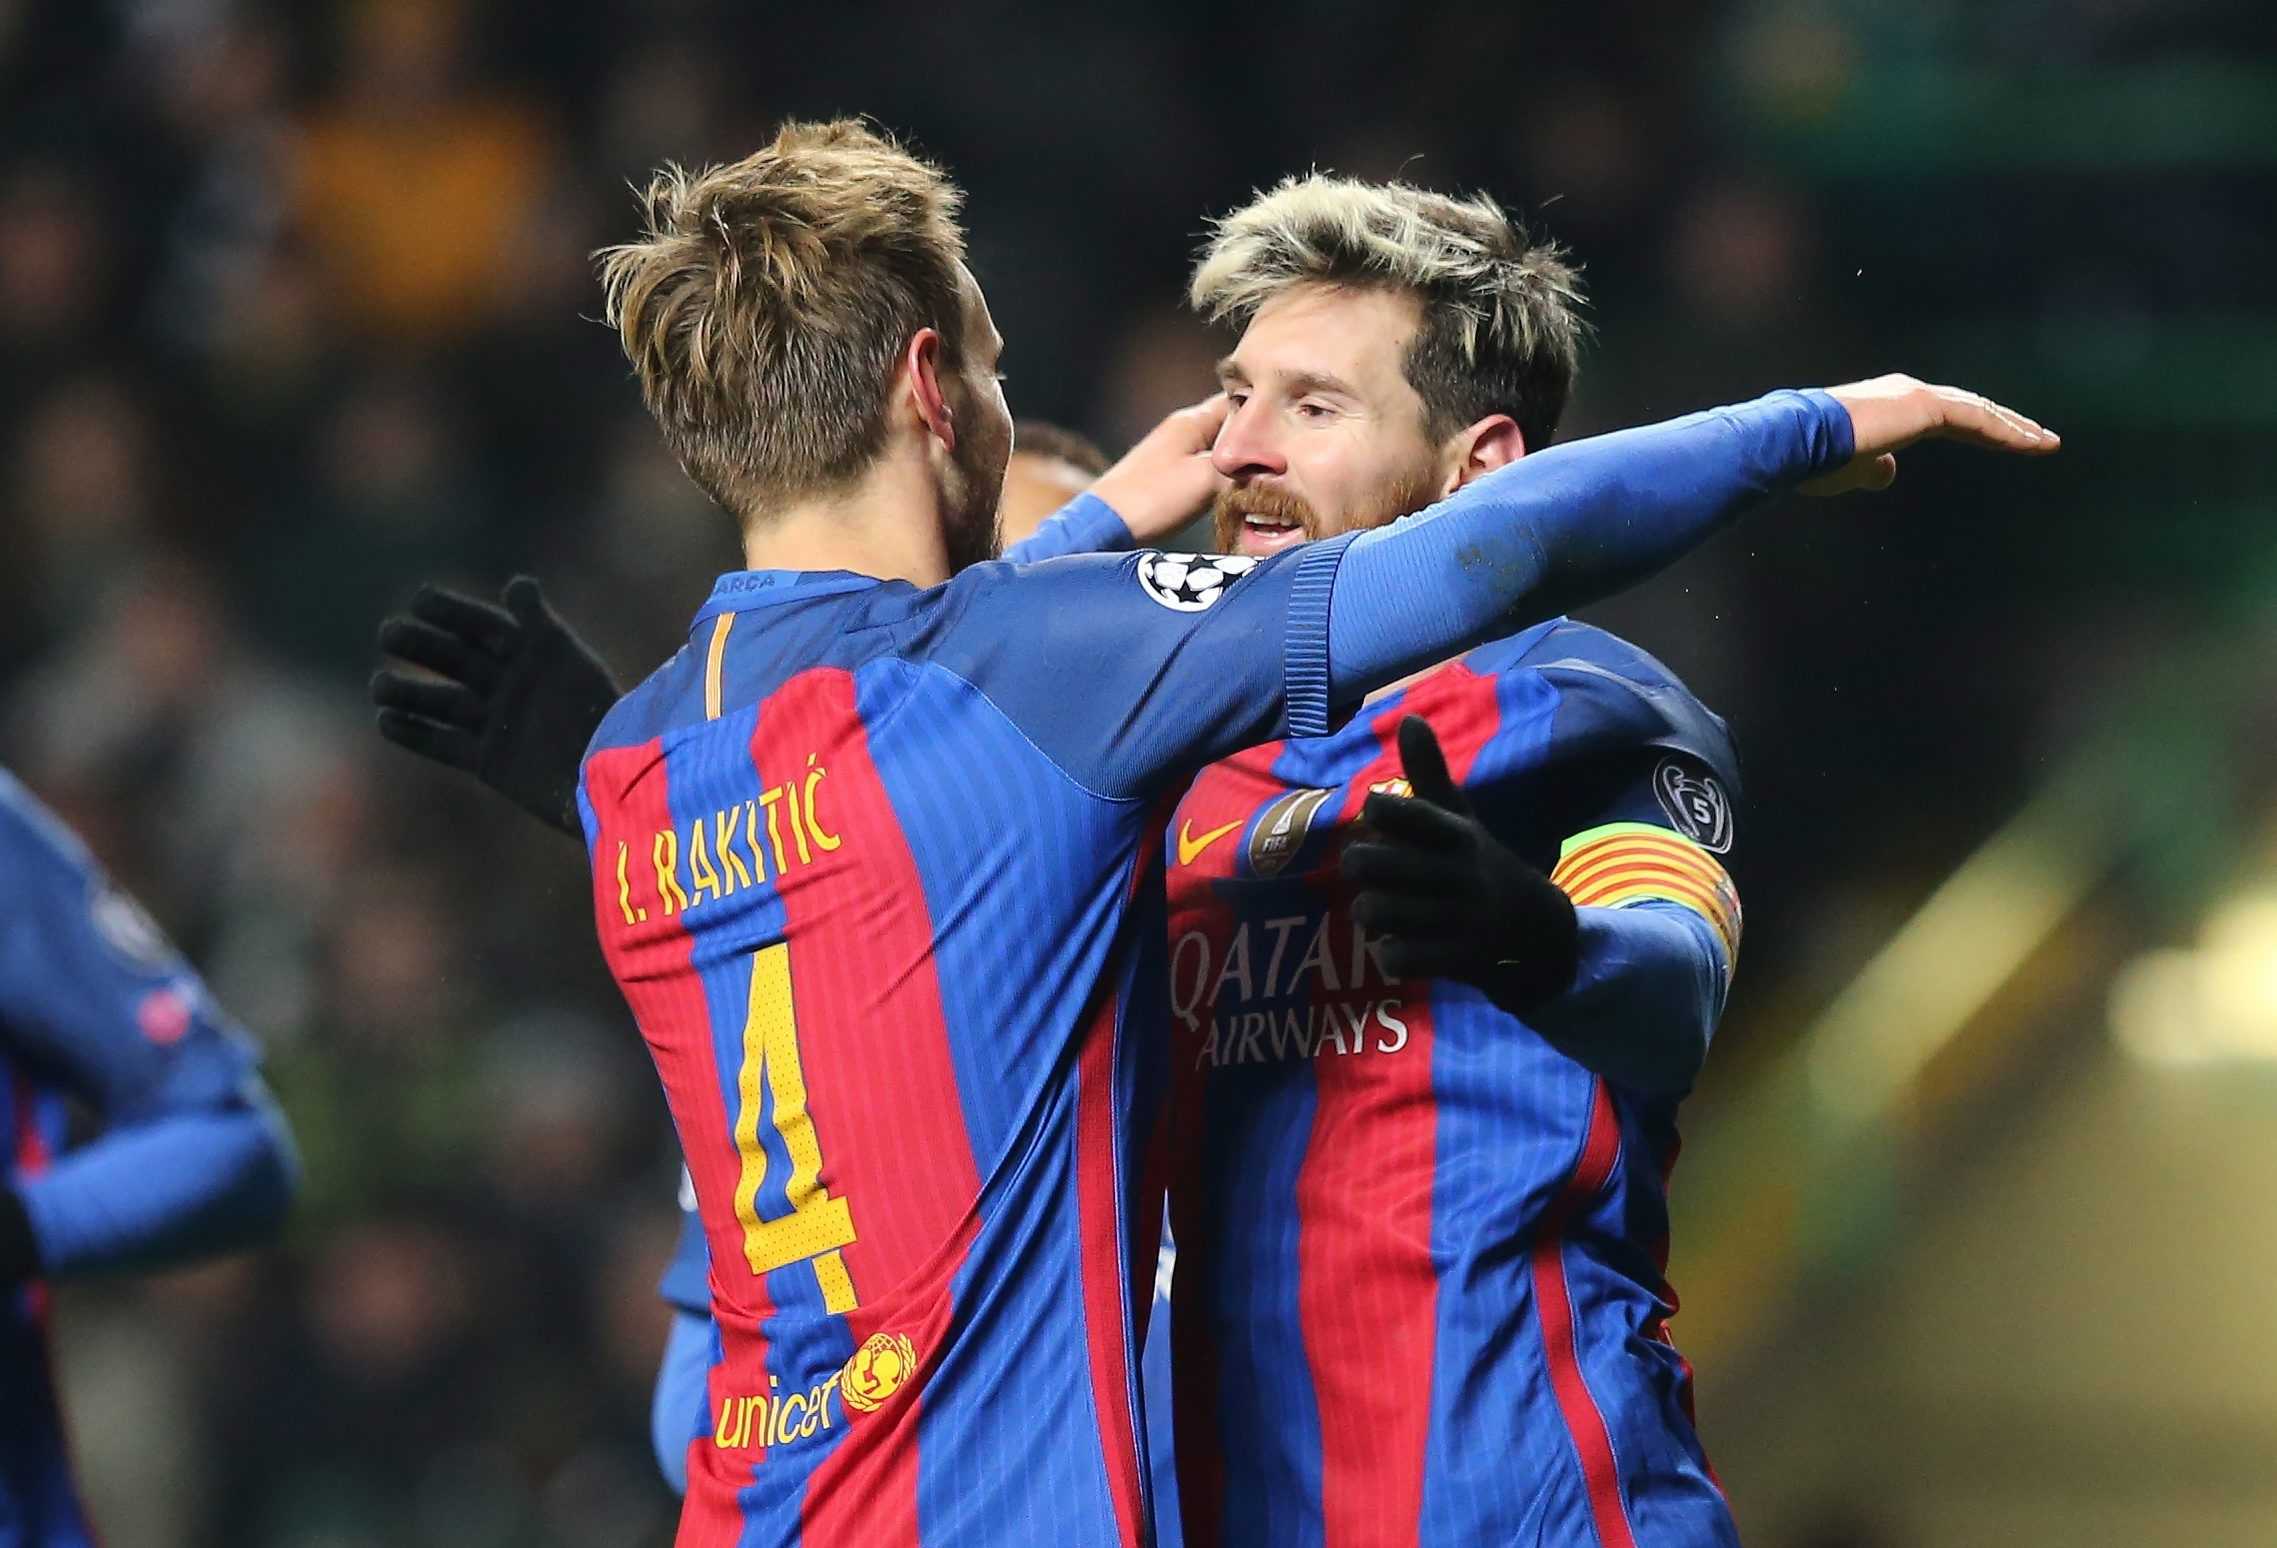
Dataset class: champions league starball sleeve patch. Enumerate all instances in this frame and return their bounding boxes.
[1135,551,1259,612]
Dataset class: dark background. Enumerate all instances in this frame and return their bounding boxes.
[3,2,2273,1543]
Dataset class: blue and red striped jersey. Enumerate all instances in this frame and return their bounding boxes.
[1162,619,1745,1548]
[578,547,1341,1548]
[2,767,293,1548]
[653,1173,1190,1544]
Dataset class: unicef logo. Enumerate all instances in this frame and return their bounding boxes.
[840,1332,918,1414]
[1137,551,1258,612]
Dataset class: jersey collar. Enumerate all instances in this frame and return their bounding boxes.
[691,569,882,631]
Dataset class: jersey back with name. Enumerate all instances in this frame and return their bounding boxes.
[579,546,1336,1548]
[1162,619,1745,1548]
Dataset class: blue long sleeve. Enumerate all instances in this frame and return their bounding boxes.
[1316,389,1852,707]
[1,768,300,1280]
[652,1308,717,1494]
[1002,491,1132,564]
[1527,901,1729,1097]
[13,1095,296,1276]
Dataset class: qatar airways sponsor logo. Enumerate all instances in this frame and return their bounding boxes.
[1170,913,1412,1069]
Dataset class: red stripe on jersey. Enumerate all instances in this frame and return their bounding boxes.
[1087,797,1177,1547]
[13,1078,95,1543]
[1296,673,1497,1546]
[1168,1261,1226,1548]
[1531,1078,1639,1548]
[730,671,981,1548]
[12,1080,47,1173]
[1077,981,1147,1548]
[1645,1127,1724,1500]
[1166,752,1282,1548]
[12,1080,51,1326]
[586,740,783,1531]
[1129,788,1180,1326]
[674,1468,749,1547]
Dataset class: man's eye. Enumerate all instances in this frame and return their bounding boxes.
[1297,401,1333,420]
[1226,390,1250,408]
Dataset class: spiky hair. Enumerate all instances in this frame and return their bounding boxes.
[597,119,968,518]
[1191,175,1587,448]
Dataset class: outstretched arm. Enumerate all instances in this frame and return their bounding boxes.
[929,376,2055,800]
[1317,378,2054,711]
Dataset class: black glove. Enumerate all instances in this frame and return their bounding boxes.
[0,1185,37,1289]
[1343,715,1580,1014]
[371,576,621,836]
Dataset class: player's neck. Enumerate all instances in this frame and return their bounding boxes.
[737,452,954,589]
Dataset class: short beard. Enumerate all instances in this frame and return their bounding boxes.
[941,436,1007,576]
[1210,463,1442,553]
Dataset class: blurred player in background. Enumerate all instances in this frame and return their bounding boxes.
[374,115,2048,1548]
[1000,421,1115,546]
[1,768,298,1547]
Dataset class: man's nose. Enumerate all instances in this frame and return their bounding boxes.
[1210,399,1286,480]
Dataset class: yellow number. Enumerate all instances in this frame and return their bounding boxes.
[731,943,859,1312]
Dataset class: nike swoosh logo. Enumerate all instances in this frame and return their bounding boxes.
[1177,818,1244,867]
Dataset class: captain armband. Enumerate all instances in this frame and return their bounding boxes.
[1550,822,1742,980]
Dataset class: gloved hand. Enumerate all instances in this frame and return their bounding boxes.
[371,577,620,836]
[1343,715,1580,1013]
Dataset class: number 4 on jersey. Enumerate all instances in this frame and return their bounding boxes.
[732,943,860,1312]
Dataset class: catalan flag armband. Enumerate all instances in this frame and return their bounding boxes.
[1550,822,1742,977]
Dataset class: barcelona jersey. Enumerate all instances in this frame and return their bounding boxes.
[653,1171,1190,1545]
[1163,619,1746,1548]
[2,769,290,1548]
[578,539,1348,1547]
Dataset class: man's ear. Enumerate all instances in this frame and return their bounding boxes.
[1438,414,1526,497]
[903,327,958,453]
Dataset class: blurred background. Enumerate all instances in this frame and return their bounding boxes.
[2,0,2273,1543]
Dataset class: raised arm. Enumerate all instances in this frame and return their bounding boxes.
[1314,378,2053,712]
[922,377,2054,800]
[1006,395,1232,563]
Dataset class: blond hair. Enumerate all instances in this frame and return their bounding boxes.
[597,119,968,517]
[1190,175,1586,449]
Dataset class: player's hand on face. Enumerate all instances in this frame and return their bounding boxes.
[1086,393,1233,543]
[371,576,621,838]
[1342,716,1580,1013]
[1805,374,2060,495]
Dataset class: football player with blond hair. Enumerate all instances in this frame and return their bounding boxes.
[1160,173,1749,1548]
[377,117,2052,1547]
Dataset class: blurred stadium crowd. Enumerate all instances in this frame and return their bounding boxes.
[0,0,2269,1544]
